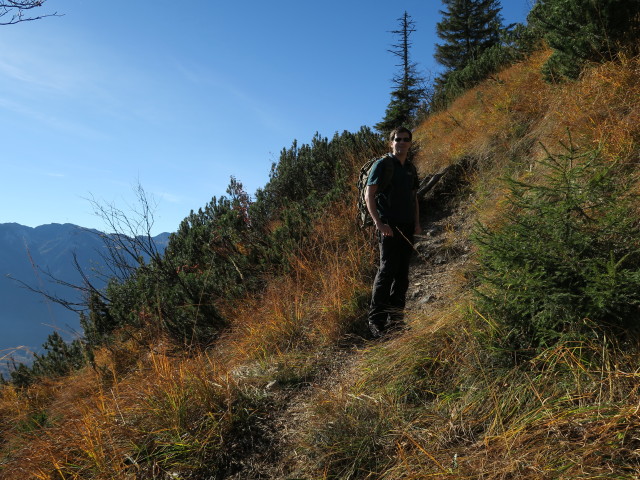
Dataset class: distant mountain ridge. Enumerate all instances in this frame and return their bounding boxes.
[0,223,170,368]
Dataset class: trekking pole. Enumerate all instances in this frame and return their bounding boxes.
[395,226,430,262]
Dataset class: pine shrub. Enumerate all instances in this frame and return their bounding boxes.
[473,140,640,359]
[9,332,87,387]
[529,0,640,81]
[79,128,385,351]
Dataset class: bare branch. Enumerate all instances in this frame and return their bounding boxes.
[0,1,61,25]
[8,269,94,313]
[83,183,164,282]
[9,184,165,317]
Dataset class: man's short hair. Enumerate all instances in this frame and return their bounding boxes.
[389,127,412,143]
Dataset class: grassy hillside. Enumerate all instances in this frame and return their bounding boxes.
[1,49,640,479]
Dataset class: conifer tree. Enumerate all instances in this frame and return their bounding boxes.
[376,12,427,135]
[528,0,640,80]
[434,0,503,81]
[80,291,117,350]
[474,143,640,359]
[10,332,86,386]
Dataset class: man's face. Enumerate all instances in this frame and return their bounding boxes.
[392,133,412,155]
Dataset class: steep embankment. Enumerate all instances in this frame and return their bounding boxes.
[1,50,640,479]
[254,50,640,478]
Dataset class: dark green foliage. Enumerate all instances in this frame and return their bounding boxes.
[433,0,511,108]
[80,291,116,349]
[7,363,35,388]
[528,0,640,80]
[10,332,87,387]
[36,332,85,375]
[80,127,385,351]
[435,0,504,73]
[376,12,428,135]
[6,127,385,385]
[106,190,249,345]
[251,128,386,267]
[473,141,640,359]
[252,132,356,225]
[434,24,532,107]
[16,410,50,433]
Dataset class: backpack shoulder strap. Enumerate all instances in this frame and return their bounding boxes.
[377,154,395,192]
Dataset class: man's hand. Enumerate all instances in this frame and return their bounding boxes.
[366,184,393,236]
[377,223,394,237]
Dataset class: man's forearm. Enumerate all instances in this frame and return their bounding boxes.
[366,185,395,237]
[365,185,382,227]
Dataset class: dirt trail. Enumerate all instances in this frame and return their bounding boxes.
[227,161,474,479]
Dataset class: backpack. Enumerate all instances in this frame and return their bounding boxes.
[356,153,395,228]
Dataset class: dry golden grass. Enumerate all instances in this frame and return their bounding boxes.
[413,50,553,174]
[0,339,247,478]
[0,147,379,479]
[222,201,374,364]
[295,53,640,479]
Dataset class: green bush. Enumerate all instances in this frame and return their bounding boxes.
[10,332,87,387]
[80,128,385,350]
[528,0,640,81]
[473,141,640,359]
[433,24,536,109]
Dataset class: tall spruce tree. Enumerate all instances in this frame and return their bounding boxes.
[528,0,640,80]
[376,11,427,135]
[434,0,503,81]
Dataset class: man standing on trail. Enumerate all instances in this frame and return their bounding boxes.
[365,126,421,337]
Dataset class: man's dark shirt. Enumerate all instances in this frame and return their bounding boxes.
[367,155,418,224]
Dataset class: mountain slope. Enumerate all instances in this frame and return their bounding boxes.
[1,50,639,478]
[0,223,170,366]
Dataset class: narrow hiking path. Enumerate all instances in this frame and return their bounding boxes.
[226,162,475,479]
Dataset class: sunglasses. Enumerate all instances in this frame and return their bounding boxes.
[394,137,411,142]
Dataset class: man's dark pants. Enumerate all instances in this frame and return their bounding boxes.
[369,222,415,331]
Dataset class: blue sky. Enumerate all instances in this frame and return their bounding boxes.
[2,0,532,235]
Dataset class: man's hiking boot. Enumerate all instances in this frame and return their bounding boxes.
[368,321,384,339]
[368,319,409,339]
